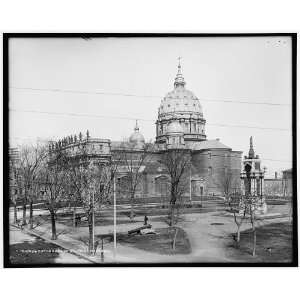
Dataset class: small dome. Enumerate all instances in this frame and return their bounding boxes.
[129,121,145,144]
[167,120,184,134]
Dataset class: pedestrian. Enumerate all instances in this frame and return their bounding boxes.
[144,215,148,225]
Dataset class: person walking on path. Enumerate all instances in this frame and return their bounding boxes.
[144,215,148,225]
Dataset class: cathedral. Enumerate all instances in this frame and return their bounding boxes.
[49,61,243,201]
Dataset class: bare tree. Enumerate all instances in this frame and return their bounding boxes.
[9,152,20,224]
[114,142,151,220]
[215,170,246,246]
[18,144,47,227]
[227,195,247,246]
[158,148,191,250]
[159,148,191,227]
[229,195,261,256]
[39,151,67,240]
[63,152,117,254]
[246,196,261,256]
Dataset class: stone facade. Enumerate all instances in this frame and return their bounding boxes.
[49,62,243,201]
[264,173,284,196]
[282,168,293,197]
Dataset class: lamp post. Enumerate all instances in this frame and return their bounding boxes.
[240,172,245,196]
[189,167,192,203]
[113,174,117,260]
[259,172,264,200]
[92,184,95,254]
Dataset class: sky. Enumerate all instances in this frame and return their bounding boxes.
[8,36,293,177]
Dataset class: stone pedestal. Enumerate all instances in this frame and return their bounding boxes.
[254,197,268,215]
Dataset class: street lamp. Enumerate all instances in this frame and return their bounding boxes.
[110,170,117,261]
[240,172,245,196]
[259,171,264,200]
[113,174,117,260]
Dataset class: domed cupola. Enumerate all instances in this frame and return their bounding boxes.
[129,120,145,144]
[165,118,185,149]
[167,119,184,134]
[156,59,206,146]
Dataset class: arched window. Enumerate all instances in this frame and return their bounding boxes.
[155,175,168,195]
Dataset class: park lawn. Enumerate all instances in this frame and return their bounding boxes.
[117,227,191,255]
[231,221,293,262]
[10,235,66,264]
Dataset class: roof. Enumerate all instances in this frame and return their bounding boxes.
[192,139,231,151]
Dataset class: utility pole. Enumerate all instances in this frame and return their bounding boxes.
[92,184,95,254]
[189,167,192,203]
[113,175,117,260]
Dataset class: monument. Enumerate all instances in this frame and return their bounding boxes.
[240,136,267,214]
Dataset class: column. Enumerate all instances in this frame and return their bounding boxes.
[261,176,265,196]
[251,175,256,196]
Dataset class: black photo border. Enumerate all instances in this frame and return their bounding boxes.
[3,33,298,268]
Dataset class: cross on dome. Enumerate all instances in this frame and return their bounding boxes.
[178,56,182,67]
[134,120,139,132]
[174,57,186,88]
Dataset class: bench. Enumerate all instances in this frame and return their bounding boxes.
[75,214,88,226]
[128,224,151,235]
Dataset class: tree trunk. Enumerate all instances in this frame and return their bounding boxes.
[176,203,180,222]
[172,227,178,250]
[29,201,33,229]
[252,228,256,256]
[169,187,177,226]
[22,203,27,225]
[130,193,135,220]
[251,210,256,256]
[50,209,57,240]
[237,226,241,244]
[73,206,76,227]
[88,211,94,254]
[13,204,18,224]
[169,203,175,226]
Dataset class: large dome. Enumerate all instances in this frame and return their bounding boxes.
[156,61,206,144]
[158,61,203,117]
[159,87,203,115]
